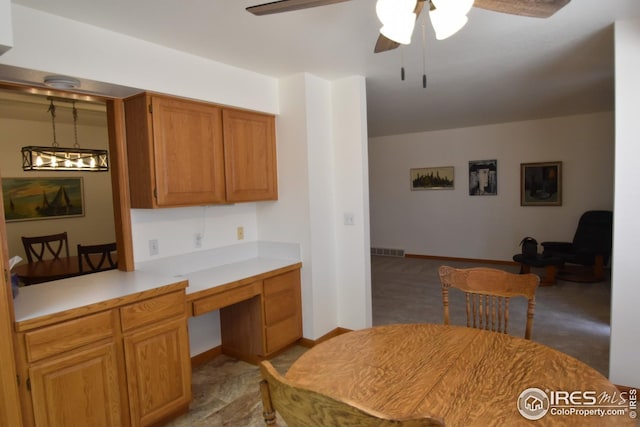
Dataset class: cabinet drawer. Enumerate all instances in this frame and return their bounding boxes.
[264,288,299,326]
[25,310,114,363]
[265,315,302,355]
[263,270,299,296]
[263,270,301,326]
[121,291,186,332]
[192,281,262,316]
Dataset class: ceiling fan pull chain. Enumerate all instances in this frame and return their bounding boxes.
[421,22,427,89]
[401,47,405,81]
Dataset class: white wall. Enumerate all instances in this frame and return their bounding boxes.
[1,116,115,262]
[2,6,372,348]
[332,77,372,329]
[610,18,640,388]
[0,0,12,55]
[369,112,614,261]
[258,74,371,339]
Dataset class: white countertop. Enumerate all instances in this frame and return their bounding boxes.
[180,257,300,295]
[13,269,185,323]
[14,241,302,325]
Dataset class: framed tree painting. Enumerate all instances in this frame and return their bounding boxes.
[520,161,562,206]
[469,159,497,195]
[410,166,454,190]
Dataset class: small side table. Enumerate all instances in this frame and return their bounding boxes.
[513,254,564,286]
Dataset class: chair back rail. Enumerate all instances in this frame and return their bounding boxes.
[259,360,444,427]
[22,232,69,263]
[439,266,539,339]
[77,242,117,273]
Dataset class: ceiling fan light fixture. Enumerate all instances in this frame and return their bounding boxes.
[380,13,416,45]
[376,0,417,45]
[430,7,468,40]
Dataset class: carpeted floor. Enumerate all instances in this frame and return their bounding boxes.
[163,255,612,426]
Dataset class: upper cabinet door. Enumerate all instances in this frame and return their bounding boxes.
[222,108,278,202]
[151,96,226,207]
[125,93,226,208]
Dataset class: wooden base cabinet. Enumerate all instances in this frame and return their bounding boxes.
[29,342,122,427]
[16,288,191,427]
[124,318,191,427]
[219,268,302,362]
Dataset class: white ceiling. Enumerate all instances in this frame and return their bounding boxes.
[8,0,640,136]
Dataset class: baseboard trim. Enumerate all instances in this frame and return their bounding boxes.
[405,253,518,266]
[298,327,353,348]
[190,346,222,369]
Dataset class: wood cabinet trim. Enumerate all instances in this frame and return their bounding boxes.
[15,281,188,333]
[186,262,301,304]
[25,310,115,363]
[192,281,262,316]
[120,290,186,332]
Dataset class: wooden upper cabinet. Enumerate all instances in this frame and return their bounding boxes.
[223,108,278,202]
[124,93,278,207]
[124,93,226,208]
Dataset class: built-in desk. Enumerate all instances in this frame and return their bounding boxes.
[135,242,303,363]
[183,258,303,363]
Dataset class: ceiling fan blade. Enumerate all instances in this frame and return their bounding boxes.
[247,0,351,15]
[374,35,400,54]
[374,0,426,54]
[473,0,571,18]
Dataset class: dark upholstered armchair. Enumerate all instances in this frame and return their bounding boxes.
[541,210,613,282]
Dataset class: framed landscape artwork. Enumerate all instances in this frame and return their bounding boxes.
[410,167,454,190]
[469,159,497,196]
[2,177,85,222]
[520,162,562,206]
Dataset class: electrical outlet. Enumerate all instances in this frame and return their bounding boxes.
[149,239,159,256]
[194,232,203,248]
[237,226,244,240]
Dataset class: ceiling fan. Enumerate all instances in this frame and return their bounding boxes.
[246,0,571,53]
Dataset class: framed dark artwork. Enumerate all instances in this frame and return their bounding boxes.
[520,162,562,206]
[2,177,85,222]
[410,167,454,190]
[469,159,497,196]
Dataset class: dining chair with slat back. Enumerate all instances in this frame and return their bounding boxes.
[259,360,445,427]
[22,232,70,263]
[438,266,540,340]
[77,242,118,273]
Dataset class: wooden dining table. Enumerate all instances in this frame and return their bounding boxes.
[13,254,109,285]
[286,324,635,427]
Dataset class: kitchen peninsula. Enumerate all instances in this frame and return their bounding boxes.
[12,241,302,427]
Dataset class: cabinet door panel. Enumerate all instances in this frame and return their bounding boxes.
[152,96,226,206]
[124,318,191,427]
[29,342,122,427]
[223,109,277,202]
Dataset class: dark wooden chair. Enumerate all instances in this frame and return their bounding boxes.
[438,266,540,340]
[259,360,444,427]
[77,242,117,273]
[22,232,69,263]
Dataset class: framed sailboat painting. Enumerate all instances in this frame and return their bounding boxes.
[2,177,84,222]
